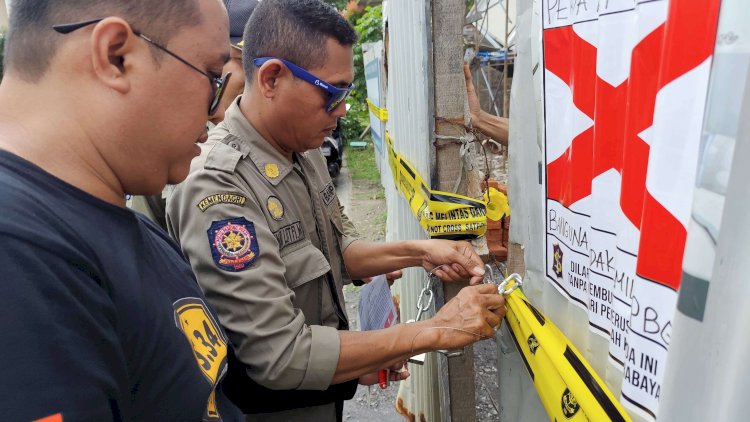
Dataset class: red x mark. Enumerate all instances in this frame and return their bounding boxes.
[545,0,720,290]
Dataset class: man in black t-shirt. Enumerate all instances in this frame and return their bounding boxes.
[0,0,240,420]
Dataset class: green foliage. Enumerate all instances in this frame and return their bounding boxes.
[340,111,369,142]
[345,144,381,183]
[340,5,383,144]
[323,0,350,10]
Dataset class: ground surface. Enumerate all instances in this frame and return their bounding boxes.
[337,153,500,421]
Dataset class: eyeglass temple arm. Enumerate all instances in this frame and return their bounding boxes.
[137,34,216,81]
[52,18,105,34]
[53,18,217,84]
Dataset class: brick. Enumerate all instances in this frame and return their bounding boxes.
[488,244,508,261]
[487,219,503,230]
[486,228,503,244]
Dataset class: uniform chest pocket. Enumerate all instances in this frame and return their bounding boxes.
[281,241,331,289]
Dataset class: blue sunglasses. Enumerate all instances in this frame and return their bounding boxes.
[253,57,353,112]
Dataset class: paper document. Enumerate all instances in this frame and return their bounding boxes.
[358,275,398,331]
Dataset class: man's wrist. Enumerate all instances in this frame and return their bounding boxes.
[403,240,427,268]
[474,110,491,133]
[404,320,440,354]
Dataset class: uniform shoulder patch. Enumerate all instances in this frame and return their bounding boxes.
[207,217,259,272]
[197,193,248,212]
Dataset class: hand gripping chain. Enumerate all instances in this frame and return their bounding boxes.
[407,266,465,365]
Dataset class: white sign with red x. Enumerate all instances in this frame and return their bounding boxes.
[541,0,721,419]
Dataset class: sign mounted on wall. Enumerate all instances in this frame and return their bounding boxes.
[541,0,720,419]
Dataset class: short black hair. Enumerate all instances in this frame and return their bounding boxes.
[242,0,357,80]
[4,0,202,82]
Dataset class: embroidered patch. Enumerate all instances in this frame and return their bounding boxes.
[207,217,259,271]
[197,193,248,212]
[272,221,304,249]
[320,181,336,206]
[265,163,280,178]
[267,196,285,221]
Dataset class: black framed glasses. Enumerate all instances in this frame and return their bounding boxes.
[53,18,231,116]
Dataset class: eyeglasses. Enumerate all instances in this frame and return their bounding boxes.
[53,18,231,116]
[253,57,353,113]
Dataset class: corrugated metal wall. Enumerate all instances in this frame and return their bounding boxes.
[501,0,549,420]
[382,1,442,420]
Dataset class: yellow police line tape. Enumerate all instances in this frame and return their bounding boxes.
[385,131,509,240]
[366,98,389,122]
[501,277,632,422]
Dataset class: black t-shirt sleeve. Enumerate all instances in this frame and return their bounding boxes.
[0,237,126,421]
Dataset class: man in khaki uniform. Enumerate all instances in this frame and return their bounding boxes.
[166,0,507,420]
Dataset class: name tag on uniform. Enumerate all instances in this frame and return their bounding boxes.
[320,182,336,206]
[197,194,247,212]
[272,222,304,249]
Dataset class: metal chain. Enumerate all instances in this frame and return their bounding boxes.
[408,266,443,323]
[406,265,467,362]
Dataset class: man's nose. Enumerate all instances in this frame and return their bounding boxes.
[331,101,348,118]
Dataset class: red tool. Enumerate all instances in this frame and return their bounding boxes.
[378,369,389,389]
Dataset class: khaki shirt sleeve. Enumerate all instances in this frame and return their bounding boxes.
[167,169,340,391]
[338,205,359,252]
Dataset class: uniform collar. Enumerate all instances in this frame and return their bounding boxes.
[223,98,293,186]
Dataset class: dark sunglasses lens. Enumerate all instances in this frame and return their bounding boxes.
[326,89,351,112]
[209,73,232,115]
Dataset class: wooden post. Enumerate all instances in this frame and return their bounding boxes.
[432,0,477,421]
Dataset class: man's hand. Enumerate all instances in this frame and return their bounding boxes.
[462,64,509,145]
[427,283,507,350]
[358,361,410,386]
[464,64,483,126]
[385,270,403,286]
[361,270,402,286]
[420,239,486,285]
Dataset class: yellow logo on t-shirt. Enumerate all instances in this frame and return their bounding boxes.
[174,298,228,420]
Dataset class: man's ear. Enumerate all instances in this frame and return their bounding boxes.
[256,60,286,100]
[89,18,137,94]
